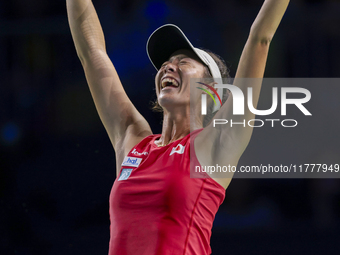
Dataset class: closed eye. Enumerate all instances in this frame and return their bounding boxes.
[179,58,194,66]
[161,62,169,68]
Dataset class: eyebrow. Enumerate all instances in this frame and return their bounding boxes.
[168,55,188,63]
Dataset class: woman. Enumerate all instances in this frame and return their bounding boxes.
[67,0,290,254]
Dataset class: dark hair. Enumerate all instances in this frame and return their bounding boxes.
[200,48,230,80]
[151,49,231,118]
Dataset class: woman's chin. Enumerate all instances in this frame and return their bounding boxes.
[158,97,188,110]
[158,94,176,106]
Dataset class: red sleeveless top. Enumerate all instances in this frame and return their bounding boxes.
[109,129,225,255]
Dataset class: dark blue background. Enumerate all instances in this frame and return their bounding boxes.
[1,0,340,254]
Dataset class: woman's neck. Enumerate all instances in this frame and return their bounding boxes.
[155,108,202,147]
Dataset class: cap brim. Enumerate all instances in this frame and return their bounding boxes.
[147,24,196,70]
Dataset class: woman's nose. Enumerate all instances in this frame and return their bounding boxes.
[164,62,177,73]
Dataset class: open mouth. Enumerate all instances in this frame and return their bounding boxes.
[161,78,179,89]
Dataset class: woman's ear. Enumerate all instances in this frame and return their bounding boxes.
[209,81,218,89]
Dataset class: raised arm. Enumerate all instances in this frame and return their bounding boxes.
[235,0,290,79]
[214,0,289,146]
[195,0,290,188]
[66,0,152,168]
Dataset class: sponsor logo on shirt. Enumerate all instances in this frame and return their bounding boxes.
[170,144,185,156]
[122,156,142,167]
[131,148,148,156]
[118,168,133,181]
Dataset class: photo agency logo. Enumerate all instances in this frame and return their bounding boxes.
[197,81,312,127]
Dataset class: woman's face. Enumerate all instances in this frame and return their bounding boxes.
[155,49,207,111]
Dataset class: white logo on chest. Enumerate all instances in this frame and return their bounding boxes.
[118,168,133,181]
[131,148,148,156]
[170,144,185,156]
[121,156,142,167]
